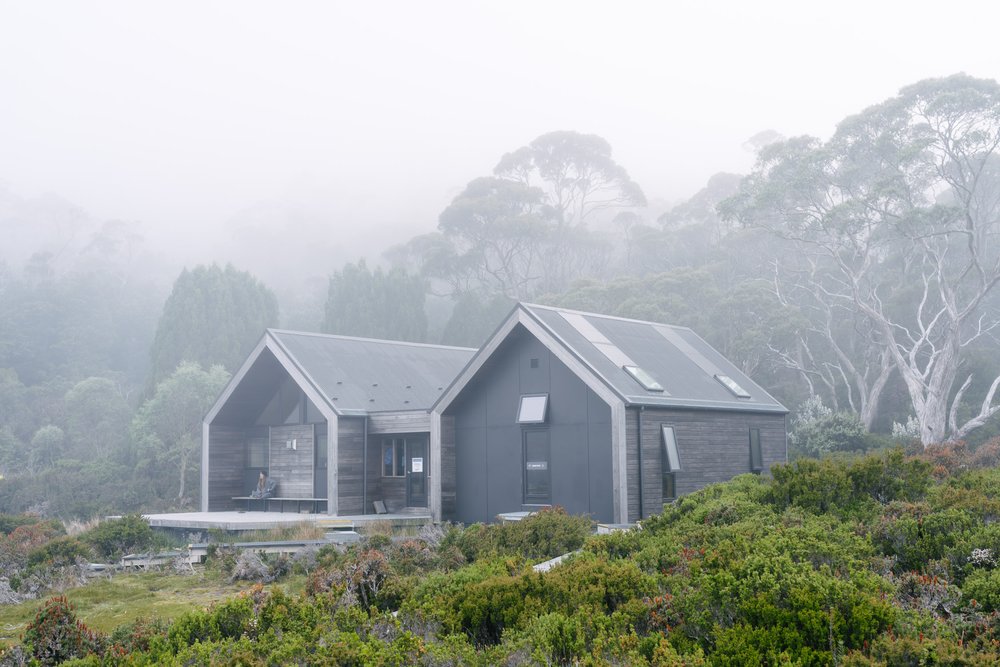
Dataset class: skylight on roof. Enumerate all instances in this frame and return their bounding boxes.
[715,374,751,399]
[623,365,664,392]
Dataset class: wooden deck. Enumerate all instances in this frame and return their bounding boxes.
[144,510,432,532]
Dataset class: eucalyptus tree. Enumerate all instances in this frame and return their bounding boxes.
[494,130,646,229]
[725,74,1000,445]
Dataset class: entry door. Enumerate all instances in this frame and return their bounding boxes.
[406,438,428,507]
[523,430,551,504]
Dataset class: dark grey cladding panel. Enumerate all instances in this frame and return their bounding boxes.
[524,304,786,413]
[451,326,615,524]
[270,330,475,414]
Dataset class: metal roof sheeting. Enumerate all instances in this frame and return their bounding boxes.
[522,304,787,413]
[269,330,475,414]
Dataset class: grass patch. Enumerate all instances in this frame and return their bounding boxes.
[208,522,327,543]
[0,569,305,646]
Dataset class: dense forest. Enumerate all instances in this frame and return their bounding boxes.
[2,73,1000,517]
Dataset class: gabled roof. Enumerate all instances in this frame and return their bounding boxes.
[435,303,787,414]
[268,330,475,415]
[206,330,476,423]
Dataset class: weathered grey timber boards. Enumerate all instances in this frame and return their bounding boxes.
[208,426,244,511]
[269,424,314,499]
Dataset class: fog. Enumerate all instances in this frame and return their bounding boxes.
[2,0,999,284]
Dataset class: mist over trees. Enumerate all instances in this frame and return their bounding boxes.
[725,74,1000,446]
[148,264,278,388]
[2,74,1000,517]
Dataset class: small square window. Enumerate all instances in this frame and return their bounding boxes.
[661,425,681,472]
[749,428,763,472]
[530,358,539,368]
[517,394,548,424]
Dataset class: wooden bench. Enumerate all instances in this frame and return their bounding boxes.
[232,496,328,514]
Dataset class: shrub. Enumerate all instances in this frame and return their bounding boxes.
[791,411,870,459]
[27,536,93,569]
[444,506,592,562]
[22,595,104,665]
[84,514,154,560]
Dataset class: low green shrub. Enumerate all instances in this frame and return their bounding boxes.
[84,513,155,560]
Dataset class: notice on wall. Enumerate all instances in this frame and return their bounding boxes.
[411,457,423,473]
[526,461,548,470]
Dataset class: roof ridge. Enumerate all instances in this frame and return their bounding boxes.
[520,302,694,331]
[267,328,477,352]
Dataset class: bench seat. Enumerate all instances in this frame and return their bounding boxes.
[232,496,328,513]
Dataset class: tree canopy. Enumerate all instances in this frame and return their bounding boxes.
[724,74,1000,445]
[322,260,427,342]
[148,264,278,388]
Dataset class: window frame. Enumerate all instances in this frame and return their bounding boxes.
[382,438,406,478]
[517,394,549,424]
[661,425,681,472]
[715,374,751,399]
[623,365,665,392]
[749,427,763,473]
[661,425,680,503]
[246,432,269,469]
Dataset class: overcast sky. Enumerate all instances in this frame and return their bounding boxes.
[2,0,999,264]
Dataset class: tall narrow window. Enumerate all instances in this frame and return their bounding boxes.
[749,428,763,472]
[661,425,680,502]
[517,394,548,424]
[523,430,551,503]
[315,430,328,470]
[661,426,681,472]
[247,435,268,469]
[382,438,405,477]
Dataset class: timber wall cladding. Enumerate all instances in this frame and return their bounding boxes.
[269,424,314,499]
[626,408,786,522]
[368,412,431,434]
[208,425,244,510]
[337,418,366,514]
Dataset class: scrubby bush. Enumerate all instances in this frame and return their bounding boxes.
[791,410,871,458]
[84,513,155,560]
[443,506,592,562]
[27,535,93,569]
[22,595,104,665]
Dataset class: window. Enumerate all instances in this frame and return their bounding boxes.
[661,425,681,472]
[661,425,680,502]
[315,430,328,470]
[624,365,665,392]
[715,374,751,399]
[749,428,763,472]
[382,438,405,477]
[247,435,268,469]
[517,394,548,424]
[523,430,550,503]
